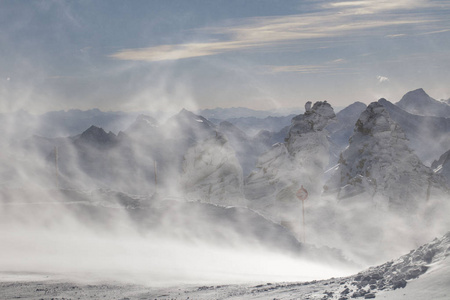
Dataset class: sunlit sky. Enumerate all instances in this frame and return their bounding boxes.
[1,0,450,113]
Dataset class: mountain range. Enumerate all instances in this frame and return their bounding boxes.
[1,88,450,266]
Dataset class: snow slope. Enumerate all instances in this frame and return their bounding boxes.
[1,231,448,299]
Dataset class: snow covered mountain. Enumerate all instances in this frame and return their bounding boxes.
[0,109,140,140]
[245,101,336,223]
[379,98,450,165]
[325,101,448,211]
[396,88,450,118]
[180,133,245,207]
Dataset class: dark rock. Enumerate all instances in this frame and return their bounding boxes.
[354,275,363,281]
[341,288,350,295]
[364,293,376,299]
[371,273,382,280]
[392,279,407,290]
[405,268,423,280]
[424,249,436,263]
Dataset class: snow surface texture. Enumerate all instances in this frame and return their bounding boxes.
[245,101,335,223]
[326,101,448,211]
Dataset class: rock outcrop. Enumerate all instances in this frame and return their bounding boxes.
[431,149,450,186]
[326,101,447,211]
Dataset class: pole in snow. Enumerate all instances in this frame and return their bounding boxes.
[296,185,308,243]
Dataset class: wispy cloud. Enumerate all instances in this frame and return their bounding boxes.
[267,64,332,74]
[377,75,389,83]
[110,0,450,62]
[265,59,351,75]
[418,28,450,35]
[331,58,346,64]
[385,34,407,38]
[324,0,433,14]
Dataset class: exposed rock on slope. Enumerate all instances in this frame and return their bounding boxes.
[432,149,450,186]
[342,231,450,299]
[326,101,447,210]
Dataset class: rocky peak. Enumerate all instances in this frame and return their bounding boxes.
[327,101,447,210]
[167,108,215,130]
[78,125,118,146]
[125,114,158,135]
[286,101,335,160]
[354,101,405,139]
[288,101,335,136]
[396,88,450,117]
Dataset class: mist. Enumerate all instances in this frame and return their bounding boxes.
[0,187,355,286]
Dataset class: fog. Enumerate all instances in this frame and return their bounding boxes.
[0,188,355,286]
[1,92,450,288]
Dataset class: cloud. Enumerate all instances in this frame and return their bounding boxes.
[331,58,346,64]
[377,75,389,83]
[267,64,332,74]
[418,28,450,35]
[385,34,407,38]
[324,0,433,14]
[109,0,448,62]
[263,58,351,75]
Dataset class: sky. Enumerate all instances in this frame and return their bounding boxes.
[1,0,450,114]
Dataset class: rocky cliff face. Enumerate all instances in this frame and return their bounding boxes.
[432,149,450,186]
[326,101,447,211]
[244,101,336,221]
